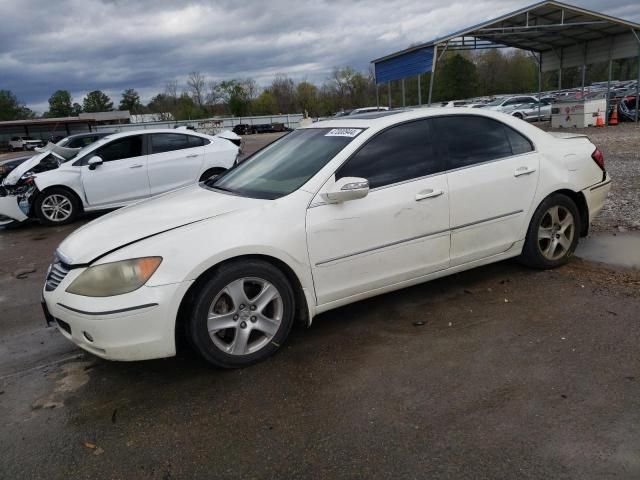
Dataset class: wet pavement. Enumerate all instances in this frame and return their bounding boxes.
[2,132,640,479]
[576,232,640,269]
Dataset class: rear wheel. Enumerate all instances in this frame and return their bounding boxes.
[188,260,295,368]
[519,193,580,269]
[34,188,81,226]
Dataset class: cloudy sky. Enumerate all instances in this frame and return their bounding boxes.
[1,0,639,114]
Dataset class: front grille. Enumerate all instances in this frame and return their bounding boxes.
[45,261,71,291]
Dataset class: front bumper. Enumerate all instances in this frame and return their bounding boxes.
[43,275,193,361]
[0,194,28,223]
[583,175,611,224]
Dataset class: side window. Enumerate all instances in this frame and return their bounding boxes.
[187,135,206,147]
[337,120,442,189]
[504,126,534,155]
[431,116,513,169]
[96,135,143,162]
[150,134,189,154]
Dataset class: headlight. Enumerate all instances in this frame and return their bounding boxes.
[66,257,162,297]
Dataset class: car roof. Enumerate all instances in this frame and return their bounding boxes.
[65,132,111,139]
[98,128,213,141]
[301,107,547,138]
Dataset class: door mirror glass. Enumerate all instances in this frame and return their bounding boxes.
[88,155,103,170]
[321,177,369,203]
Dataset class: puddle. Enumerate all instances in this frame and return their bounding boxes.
[576,233,640,269]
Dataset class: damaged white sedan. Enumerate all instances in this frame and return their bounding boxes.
[43,108,611,368]
[0,129,240,227]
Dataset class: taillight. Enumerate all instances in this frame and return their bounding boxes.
[591,147,605,171]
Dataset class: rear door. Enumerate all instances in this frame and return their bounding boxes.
[147,133,205,195]
[432,115,540,266]
[307,120,450,305]
[81,134,149,207]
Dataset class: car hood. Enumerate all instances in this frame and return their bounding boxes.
[2,150,60,185]
[0,154,31,167]
[58,184,267,264]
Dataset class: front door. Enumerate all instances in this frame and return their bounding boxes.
[82,134,150,207]
[306,119,451,306]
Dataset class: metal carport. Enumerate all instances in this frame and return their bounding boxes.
[371,0,640,124]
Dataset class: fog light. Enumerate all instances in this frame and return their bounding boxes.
[83,331,94,342]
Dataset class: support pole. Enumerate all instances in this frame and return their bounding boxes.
[606,58,613,126]
[580,42,587,99]
[388,82,391,109]
[401,79,406,107]
[418,74,422,106]
[428,44,438,106]
[606,38,614,126]
[636,47,639,123]
[558,48,563,90]
[538,53,542,121]
[376,84,379,109]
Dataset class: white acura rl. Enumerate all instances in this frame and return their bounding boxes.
[42,108,611,368]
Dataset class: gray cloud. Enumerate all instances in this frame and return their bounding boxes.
[0,0,638,113]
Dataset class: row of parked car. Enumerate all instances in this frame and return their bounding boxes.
[0,128,242,227]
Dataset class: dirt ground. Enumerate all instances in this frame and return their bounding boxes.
[1,128,640,479]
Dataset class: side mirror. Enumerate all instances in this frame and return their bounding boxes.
[87,156,103,170]
[321,177,369,204]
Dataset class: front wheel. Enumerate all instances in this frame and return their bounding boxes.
[34,188,81,226]
[188,260,295,368]
[519,193,580,269]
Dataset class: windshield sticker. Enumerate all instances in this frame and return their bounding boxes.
[325,128,363,138]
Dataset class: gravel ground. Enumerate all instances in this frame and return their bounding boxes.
[544,122,640,232]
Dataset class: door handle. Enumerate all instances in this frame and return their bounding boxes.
[514,166,536,177]
[186,154,199,158]
[129,164,143,169]
[415,189,444,201]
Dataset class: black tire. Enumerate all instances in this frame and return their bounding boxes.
[513,112,524,119]
[188,260,295,368]
[34,187,81,226]
[519,193,581,269]
[8,146,14,152]
[199,167,226,182]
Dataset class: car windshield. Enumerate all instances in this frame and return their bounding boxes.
[207,128,361,200]
[57,136,72,147]
[485,98,506,106]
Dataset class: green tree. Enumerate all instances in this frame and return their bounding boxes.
[82,90,114,112]
[71,103,83,116]
[0,90,34,121]
[119,88,143,113]
[434,53,478,101]
[147,93,174,120]
[252,91,278,115]
[174,93,204,120]
[47,90,73,117]
[296,81,319,116]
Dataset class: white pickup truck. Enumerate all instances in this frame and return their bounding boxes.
[8,136,44,151]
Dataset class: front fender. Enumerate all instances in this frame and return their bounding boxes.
[34,170,86,205]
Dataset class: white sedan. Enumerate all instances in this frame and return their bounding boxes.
[42,109,611,368]
[0,129,239,226]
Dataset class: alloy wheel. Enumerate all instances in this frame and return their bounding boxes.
[537,205,574,261]
[207,277,283,356]
[41,194,73,222]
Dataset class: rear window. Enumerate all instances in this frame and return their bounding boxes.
[431,116,532,169]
